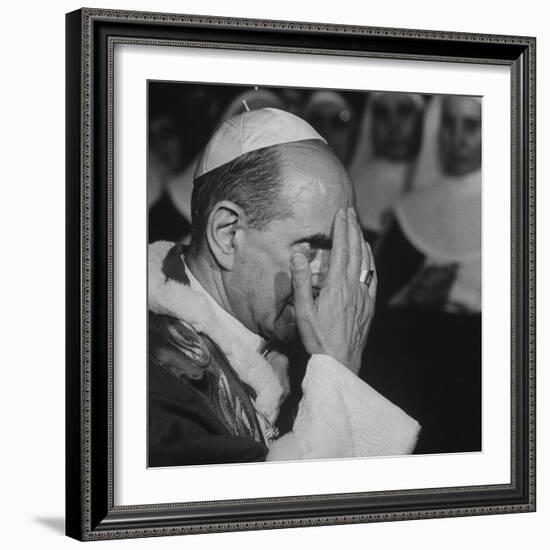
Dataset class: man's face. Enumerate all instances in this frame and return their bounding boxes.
[224,143,353,344]
[439,96,482,176]
[371,94,423,161]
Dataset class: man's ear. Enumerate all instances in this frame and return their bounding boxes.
[206,200,247,271]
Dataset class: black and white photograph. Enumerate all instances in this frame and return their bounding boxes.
[147,82,482,467]
[2,0,546,546]
[63,5,536,541]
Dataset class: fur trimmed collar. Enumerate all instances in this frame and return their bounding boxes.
[148,241,289,424]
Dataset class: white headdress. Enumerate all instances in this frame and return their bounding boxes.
[394,95,483,262]
[348,92,425,233]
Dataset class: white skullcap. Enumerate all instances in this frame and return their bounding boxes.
[194,107,327,179]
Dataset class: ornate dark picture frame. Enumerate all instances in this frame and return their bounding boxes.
[65,7,536,541]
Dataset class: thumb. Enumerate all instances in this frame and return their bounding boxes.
[290,253,314,319]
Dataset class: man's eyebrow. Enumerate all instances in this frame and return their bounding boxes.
[292,233,332,249]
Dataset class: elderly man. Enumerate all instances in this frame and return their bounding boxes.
[148,107,420,467]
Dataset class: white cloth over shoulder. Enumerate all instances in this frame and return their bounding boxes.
[267,354,420,460]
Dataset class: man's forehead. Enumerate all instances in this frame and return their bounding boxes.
[279,203,335,244]
[265,141,353,237]
[266,185,348,249]
[285,170,352,219]
[283,169,351,235]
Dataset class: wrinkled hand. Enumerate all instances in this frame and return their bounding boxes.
[290,208,377,375]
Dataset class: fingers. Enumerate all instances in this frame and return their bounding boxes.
[360,234,370,273]
[326,208,349,286]
[291,253,321,351]
[327,207,368,288]
[290,253,315,321]
[347,208,364,280]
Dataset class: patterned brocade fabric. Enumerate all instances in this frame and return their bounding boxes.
[149,312,267,446]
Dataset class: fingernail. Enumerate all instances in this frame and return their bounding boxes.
[291,254,307,268]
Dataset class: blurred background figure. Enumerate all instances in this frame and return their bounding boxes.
[160,87,287,244]
[148,84,227,243]
[303,91,357,167]
[148,115,182,209]
[278,88,309,117]
[376,95,482,313]
[364,95,482,455]
[148,112,193,243]
[349,92,426,244]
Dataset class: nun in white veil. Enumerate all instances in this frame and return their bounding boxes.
[375,94,482,313]
[361,95,482,455]
[348,92,426,243]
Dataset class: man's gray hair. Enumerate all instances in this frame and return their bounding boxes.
[191,140,328,243]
